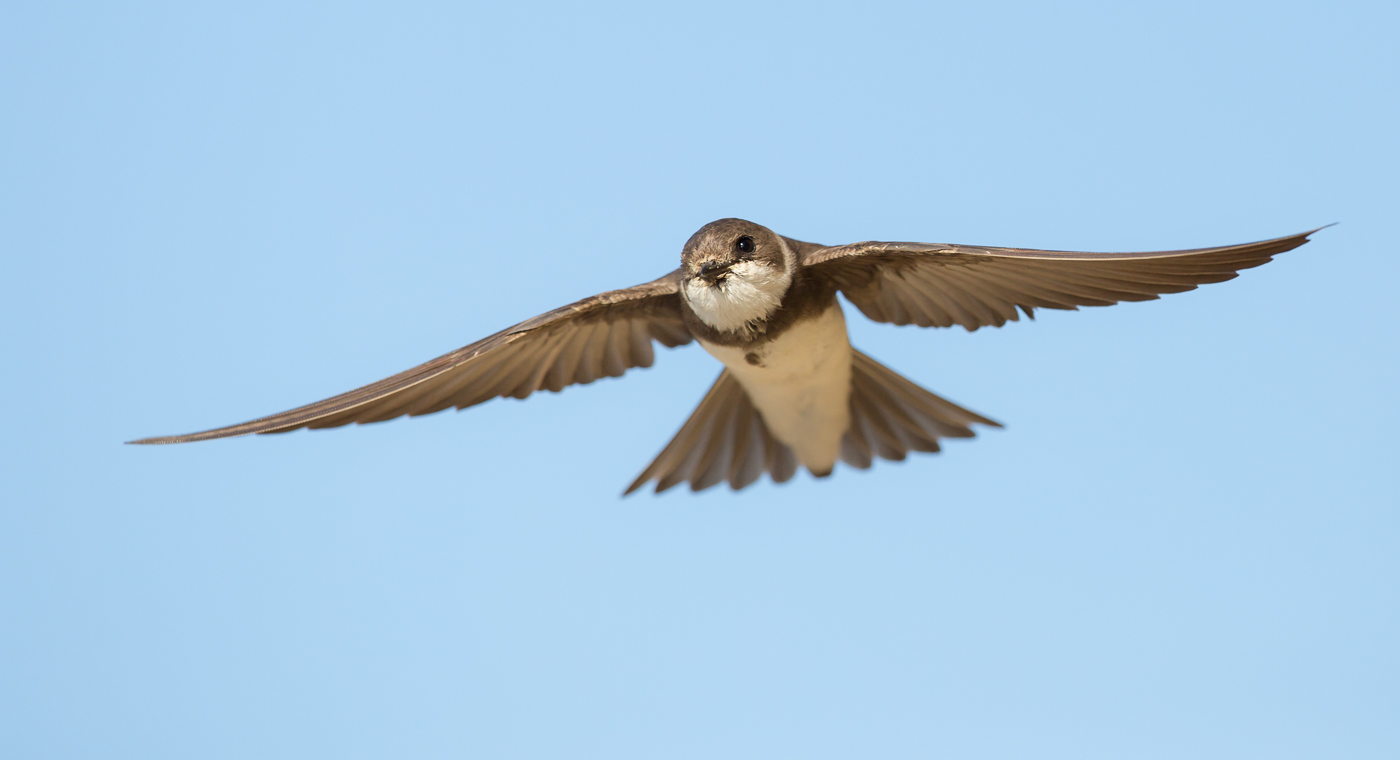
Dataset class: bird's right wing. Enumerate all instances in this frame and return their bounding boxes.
[129,270,693,444]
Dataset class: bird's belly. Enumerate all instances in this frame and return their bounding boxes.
[697,303,852,474]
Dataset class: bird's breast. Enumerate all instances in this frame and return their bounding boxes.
[697,302,853,472]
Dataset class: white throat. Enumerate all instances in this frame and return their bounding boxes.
[682,238,797,332]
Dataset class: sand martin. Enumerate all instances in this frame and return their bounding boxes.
[131,219,1320,493]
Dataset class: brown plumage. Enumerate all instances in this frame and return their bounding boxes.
[130,220,1322,494]
[130,272,691,444]
[624,350,1000,494]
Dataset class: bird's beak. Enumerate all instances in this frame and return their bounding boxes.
[697,261,733,284]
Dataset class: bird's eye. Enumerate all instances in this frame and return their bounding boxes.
[735,236,755,254]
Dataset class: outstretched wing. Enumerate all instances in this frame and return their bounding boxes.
[129,271,692,444]
[802,228,1323,331]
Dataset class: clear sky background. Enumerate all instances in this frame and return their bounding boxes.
[3,2,1397,758]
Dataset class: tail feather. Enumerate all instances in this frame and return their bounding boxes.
[624,349,999,495]
[840,350,1000,470]
[624,371,797,495]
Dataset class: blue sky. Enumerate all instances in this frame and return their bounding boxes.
[3,1,1397,758]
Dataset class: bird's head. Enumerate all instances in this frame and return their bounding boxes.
[680,218,795,333]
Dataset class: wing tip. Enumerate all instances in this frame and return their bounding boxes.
[125,433,209,445]
[1290,223,1334,245]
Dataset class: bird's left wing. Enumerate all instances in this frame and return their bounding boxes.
[129,270,692,444]
[800,229,1322,331]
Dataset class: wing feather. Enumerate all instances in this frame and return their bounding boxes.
[805,229,1322,331]
[129,271,692,444]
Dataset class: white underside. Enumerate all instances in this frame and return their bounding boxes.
[697,303,853,474]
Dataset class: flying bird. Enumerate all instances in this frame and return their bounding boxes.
[130,219,1319,494]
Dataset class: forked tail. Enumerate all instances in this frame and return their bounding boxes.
[624,349,1000,495]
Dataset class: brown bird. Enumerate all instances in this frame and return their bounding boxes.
[130,219,1321,494]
